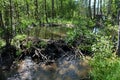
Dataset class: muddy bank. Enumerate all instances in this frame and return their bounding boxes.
[7,56,90,80]
[0,38,91,80]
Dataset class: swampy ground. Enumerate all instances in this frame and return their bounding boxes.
[0,0,120,80]
[0,34,91,80]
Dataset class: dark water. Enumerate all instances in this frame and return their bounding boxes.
[27,26,71,39]
[5,56,90,80]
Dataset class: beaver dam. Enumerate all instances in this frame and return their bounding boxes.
[0,38,91,80]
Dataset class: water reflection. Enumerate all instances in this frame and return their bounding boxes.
[7,56,90,80]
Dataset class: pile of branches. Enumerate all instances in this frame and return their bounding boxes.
[0,37,84,70]
[18,38,84,63]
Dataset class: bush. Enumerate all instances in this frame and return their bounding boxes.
[0,39,5,48]
[65,25,96,55]
[90,36,120,80]
[65,27,82,44]
[11,34,27,47]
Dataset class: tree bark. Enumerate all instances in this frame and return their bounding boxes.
[88,0,92,19]
[44,0,48,23]
[0,11,4,28]
[117,10,120,56]
[52,0,54,19]
[97,0,100,15]
[60,0,63,17]
[93,0,96,19]
[100,0,103,15]
[8,0,13,46]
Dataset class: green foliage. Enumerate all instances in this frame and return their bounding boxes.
[0,28,3,35]
[13,34,27,41]
[78,32,96,54]
[87,19,95,28]
[103,25,118,40]
[16,49,22,56]
[90,36,120,80]
[0,39,5,48]
[20,18,36,29]
[11,34,27,48]
[65,23,95,54]
[26,41,32,49]
[92,36,113,57]
[65,27,81,44]
[38,41,47,48]
[65,17,90,44]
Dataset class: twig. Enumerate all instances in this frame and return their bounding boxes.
[74,48,84,59]
[33,46,48,60]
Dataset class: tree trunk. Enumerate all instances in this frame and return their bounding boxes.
[0,11,4,28]
[88,0,92,19]
[85,0,89,17]
[52,0,54,19]
[100,0,103,15]
[93,0,96,19]
[97,0,100,15]
[7,0,13,46]
[44,0,48,23]
[117,10,120,56]
[60,0,63,18]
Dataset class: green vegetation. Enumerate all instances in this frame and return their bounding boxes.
[0,39,5,47]
[0,0,120,80]
[90,36,120,80]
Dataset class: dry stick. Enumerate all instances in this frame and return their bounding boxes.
[75,48,85,59]
[33,46,48,60]
[18,53,24,60]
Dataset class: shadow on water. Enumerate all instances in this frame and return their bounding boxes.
[6,56,90,80]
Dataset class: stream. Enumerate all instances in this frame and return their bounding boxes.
[5,56,90,80]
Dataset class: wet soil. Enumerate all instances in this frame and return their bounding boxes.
[0,38,91,80]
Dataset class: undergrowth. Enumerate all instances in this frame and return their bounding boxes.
[90,36,120,80]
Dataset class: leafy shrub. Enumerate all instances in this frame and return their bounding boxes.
[11,34,27,48]
[16,49,22,56]
[90,36,120,80]
[0,39,5,48]
[11,34,27,56]
[13,34,27,41]
[38,41,47,48]
[26,41,32,49]
[65,27,82,44]
[87,19,95,28]
[65,25,96,55]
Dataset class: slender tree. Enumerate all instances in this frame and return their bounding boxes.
[60,0,63,17]
[100,0,103,15]
[97,0,100,15]
[117,10,120,56]
[0,11,4,28]
[44,0,48,23]
[51,0,54,19]
[88,0,92,19]
[5,0,13,46]
[93,0,96,18]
